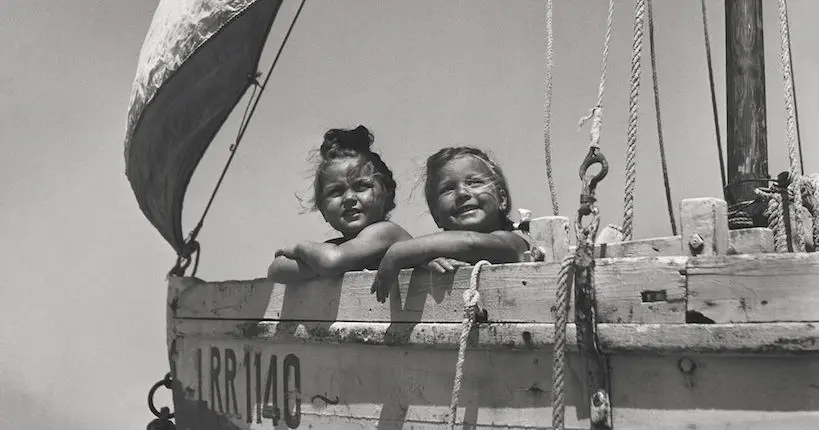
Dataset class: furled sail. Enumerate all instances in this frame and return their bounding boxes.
[124,0,282,255]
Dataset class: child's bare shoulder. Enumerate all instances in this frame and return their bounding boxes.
[359,220,412,240]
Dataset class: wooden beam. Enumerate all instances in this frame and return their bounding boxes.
[174,320,819,354]
[528,216,570,263]
[171,257,687,324]
[687,252,819,322]
[680,197,729,256]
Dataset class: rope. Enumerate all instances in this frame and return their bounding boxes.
[777,0,806,251]
[802,174,819,247]
[700,0,727,190]
[622,0,647,241]
[181,0,309,261]
[448,260,490,429]
[756,189,788,252]
[578,0,615,149]
[646,0,677,236]
[551,254,574,430]
[543,0,559,216]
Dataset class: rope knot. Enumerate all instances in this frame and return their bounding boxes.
[578,105,603,148]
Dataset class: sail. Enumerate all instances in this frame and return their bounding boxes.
[124,0,283,254]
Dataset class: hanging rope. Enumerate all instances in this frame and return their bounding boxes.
[551,254,574,430]
[777,0,806,251]
[544,0,559,216]
[646,0,677,236]
[622,0,646,241]
[448,260,490,429]
[174,0,309,275]
[699,0,727,191]
[578,0,615,148]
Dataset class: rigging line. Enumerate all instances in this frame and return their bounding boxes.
[785,7,804,174]
[699,0,726,191]
[186,0,309,246]
[544,0,559,216]
[578,0,615,149]
[622,0,646,241]
[647,0,677,236]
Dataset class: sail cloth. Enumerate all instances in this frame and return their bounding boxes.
[124,0,283,255]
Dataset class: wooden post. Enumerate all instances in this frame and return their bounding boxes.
[724,0,769,207]
[527,216,570,263]
[680,198,729,256]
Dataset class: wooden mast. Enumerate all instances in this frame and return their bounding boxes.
[724,0,769,225]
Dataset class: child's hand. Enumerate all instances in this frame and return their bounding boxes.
[425,257,469,274]
[371,254,399,303]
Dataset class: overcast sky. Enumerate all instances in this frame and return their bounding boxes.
[2,0,817,428]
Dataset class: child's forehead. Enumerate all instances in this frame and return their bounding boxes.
[321,157,375,181]
[437,155,494,177]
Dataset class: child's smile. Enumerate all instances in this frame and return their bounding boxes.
[318,158,386,238]
[431,156,505,232]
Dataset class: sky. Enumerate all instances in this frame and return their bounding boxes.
[1,0,817,428]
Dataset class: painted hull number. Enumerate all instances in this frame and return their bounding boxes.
[195,347,302,428]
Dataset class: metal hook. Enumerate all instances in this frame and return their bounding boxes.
[578,147,609,216]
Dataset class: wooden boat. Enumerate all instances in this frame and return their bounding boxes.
[127,1,819,428]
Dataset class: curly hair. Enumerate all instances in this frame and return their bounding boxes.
[311,125,397,215]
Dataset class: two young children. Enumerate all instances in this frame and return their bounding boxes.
[267,126,528,302]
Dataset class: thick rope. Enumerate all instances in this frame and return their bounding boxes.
[448,260,490,429]
[551,254,575,430]
[700,0,727,190]
[646,0,677,236]
[544,0,559,216]
[578,0,615,149]
[777,0,806,251]
[622,0,646,241]
[802,174,819,248]
[756,189,788,252]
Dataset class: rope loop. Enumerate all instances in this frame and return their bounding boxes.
[448,260,491,429]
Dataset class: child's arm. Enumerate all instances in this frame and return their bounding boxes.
[371,230,527,302]
[286,221,412,278]
[267,255,320,284]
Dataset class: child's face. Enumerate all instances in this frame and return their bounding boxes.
[318,157,387,238]
[429,155,506,233]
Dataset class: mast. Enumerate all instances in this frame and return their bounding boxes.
[724,0,769,225]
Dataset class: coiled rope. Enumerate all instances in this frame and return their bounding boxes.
[622,0,646,241]
[448,260,490,429]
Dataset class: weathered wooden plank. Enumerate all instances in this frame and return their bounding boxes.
[687,252,819,322]
[594,257,686,323]
[610,354,819,430]
[570,235,681,258]
[728,227,774,254]
[529,216,570,263]
[170,338,586,429]
[170,337,819,430]
[680,197,729,256]
[171,257,687,324]
[174,321,819,354]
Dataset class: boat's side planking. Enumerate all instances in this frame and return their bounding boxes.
[168,252,819,429]
[167,198,819,429]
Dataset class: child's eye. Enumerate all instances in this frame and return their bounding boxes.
[324,187,343,197]
[438,184,455,195]
[353,179,374,191]
[465,178,486,187]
